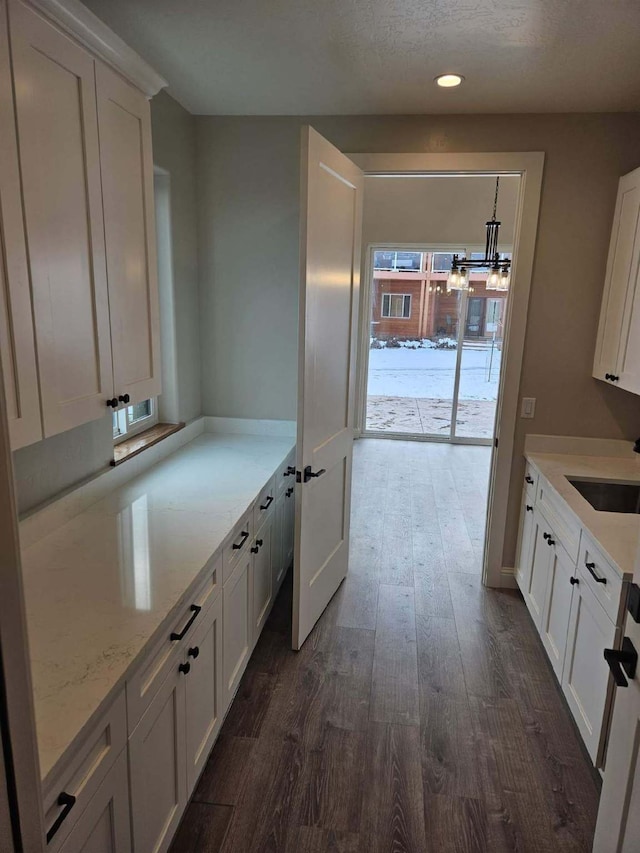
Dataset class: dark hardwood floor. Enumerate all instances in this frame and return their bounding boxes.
[170,439,600,853]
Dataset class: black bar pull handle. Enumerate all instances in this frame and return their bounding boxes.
[585,562,607,584]
[170,604,201,641]
[46,792,76,844]
[232,530,249,551]
[604,638,638,688]
[525,475,534,485]
[260,495,274,511]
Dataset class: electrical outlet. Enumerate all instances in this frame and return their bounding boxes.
[521,397,536,419]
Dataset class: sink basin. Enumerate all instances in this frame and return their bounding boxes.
[567,477,640,513]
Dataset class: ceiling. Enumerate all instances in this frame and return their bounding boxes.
[83,0,640,116]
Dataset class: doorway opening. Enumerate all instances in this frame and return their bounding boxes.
[364,247,510,443]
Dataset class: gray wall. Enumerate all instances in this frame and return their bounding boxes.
[13,91,201,515]
[195,113,640,567]
[363,174,519,248]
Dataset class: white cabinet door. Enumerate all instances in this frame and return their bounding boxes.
[184,595,223,796]
[540,542,575,681]
[562,574,619,765]
[252,519,273,641]
[223,553,251,706]
[594,166,640,386]
[129,663,187,853]
[0,1,41,449]
[96,62,161,406]
[514,490,535,593]
[593,612,640,853]
[59,750,131,853]
[523,511,550,631]
[9,0,113,437]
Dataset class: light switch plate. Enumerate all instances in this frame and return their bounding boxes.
[521,397,536,419]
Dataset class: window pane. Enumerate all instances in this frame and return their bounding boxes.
[382,294,390,316]
[431,253,454,272]
[394,252,422,271]
[403,295,411,318]
[128,400,152,425]
[374,251,395,270]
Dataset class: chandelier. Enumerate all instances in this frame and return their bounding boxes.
[447,177,511,292]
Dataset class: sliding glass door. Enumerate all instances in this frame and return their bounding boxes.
[364,247,509,443]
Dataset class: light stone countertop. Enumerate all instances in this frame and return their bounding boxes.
[20,432,295,787]
[525,451,640,579]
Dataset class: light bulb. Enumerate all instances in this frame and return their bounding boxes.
[486,268,501,290]
[458,267,470,290]
[447,268,461,291]
[496,268,510,291]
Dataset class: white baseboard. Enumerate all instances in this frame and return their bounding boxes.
[204,416,296,438]
[20,417,205,548]
[499,566,519,589]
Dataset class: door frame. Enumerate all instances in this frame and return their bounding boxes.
[348,152,545,589]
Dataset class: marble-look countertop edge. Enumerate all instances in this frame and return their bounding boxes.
[524,450,640,580]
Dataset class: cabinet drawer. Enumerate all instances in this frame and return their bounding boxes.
[43,690,126,851]
[537,476,581,563]
[126,555,221,733]
[222,510,253,584]
[524,461,538,500]
[579,534,625,625]
[276,449,296,497]
[254,475,276,532]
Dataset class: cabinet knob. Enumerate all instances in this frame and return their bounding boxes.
[106,398,118,408]
[525,475,534,485]
[179,662,191,675]
[286,486,294,498]
[570,576,579,585]
[526,505,533,512]
[188,646,199,659]
[251,545,259,553]
[118,394,130,404]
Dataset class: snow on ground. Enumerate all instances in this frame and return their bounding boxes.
[366,344,502,401]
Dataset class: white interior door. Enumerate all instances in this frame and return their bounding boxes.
[593,609,640,853]
[293,126,363,650]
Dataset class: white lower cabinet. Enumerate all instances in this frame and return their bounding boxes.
[515,461,629,768]
[46,447,295,853]
[252,518,274,639]
[523,510,550,631]
[59,750,131,853]
[562,571,619,764]
[223,552,252,707]
[184,596,223,796]
[540,541,575,680]
[129,661,187,853]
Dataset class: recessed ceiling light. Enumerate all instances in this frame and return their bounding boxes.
[435,74,464,88]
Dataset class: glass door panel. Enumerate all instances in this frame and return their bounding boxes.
[365,248,464,437]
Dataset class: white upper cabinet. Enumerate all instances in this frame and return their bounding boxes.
[96,63,161,406]
[0,0,165,446]
[9,0,114,437]
[0,0,41,448]
[594,166,640,394]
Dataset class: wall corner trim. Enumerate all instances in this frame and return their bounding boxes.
[26,0,168,96]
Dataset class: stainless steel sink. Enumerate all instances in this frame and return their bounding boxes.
[567,477,640,513]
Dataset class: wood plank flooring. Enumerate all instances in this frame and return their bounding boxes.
[170,439,600,853]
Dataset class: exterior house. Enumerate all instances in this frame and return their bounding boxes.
[371,251,507,341]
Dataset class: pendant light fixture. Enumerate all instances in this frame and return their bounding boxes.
[446,177,512,292]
